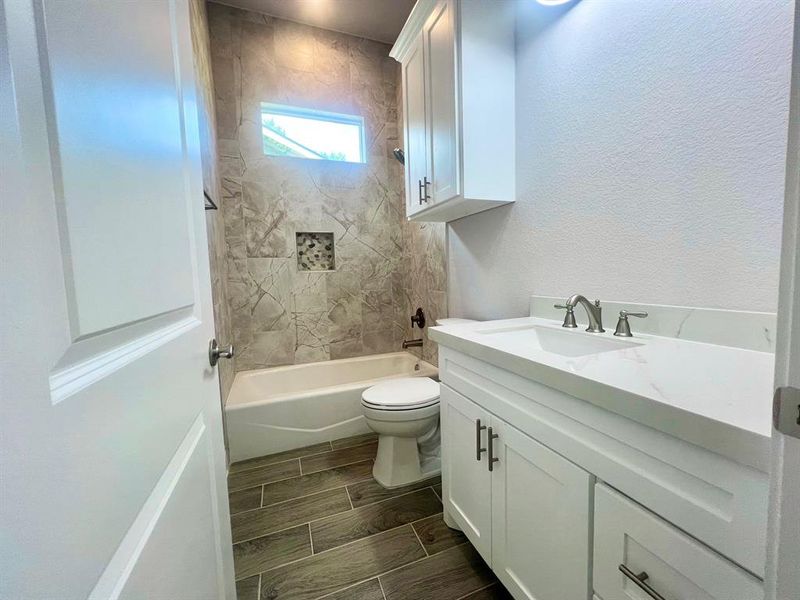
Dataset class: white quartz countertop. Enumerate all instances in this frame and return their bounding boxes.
[429,317,775,470]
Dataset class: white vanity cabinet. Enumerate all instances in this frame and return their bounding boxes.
[441,385,594,600]
[391,0,515,222]
[437,346,767,600]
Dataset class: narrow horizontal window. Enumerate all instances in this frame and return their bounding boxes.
[261,103,366,164]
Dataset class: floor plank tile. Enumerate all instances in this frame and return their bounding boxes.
[380,543,495,600]
[311,489,442,553]
[300,443,378,474]
[230,442,333,474]
[228,459,300,492]
[235,575,260,600]
[234,524,312,579]
[347,475,441,508]
[330,432,378,450]
[231,488,351,543]
[318,578,384,600]
[460,583,514,599]
[261,460,373,507]
[260,525,425,600]
[412,513,466,555]
[229,486,262,515]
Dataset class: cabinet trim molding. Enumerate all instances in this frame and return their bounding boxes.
[390,0,437,62]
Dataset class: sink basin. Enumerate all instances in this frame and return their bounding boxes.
[478,324,643,357]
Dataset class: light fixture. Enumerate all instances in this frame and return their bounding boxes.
[536,0,572,5]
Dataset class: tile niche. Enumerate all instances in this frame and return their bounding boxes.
[296,232,335,272]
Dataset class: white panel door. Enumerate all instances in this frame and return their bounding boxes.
[491,419,593,600]
[441,384,493,563]
[423,0,460,205]
[403,33,429,217]
[0,1,234,599]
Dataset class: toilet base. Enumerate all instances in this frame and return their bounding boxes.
[372,435,440,489]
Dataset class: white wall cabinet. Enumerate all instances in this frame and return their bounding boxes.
[391,0,515,222]
[441,385,593,600]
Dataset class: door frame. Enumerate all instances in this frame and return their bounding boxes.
[765,1,800,597]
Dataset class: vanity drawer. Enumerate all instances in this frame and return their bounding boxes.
[594,483,762,600]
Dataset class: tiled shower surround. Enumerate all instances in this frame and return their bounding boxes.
[207,3,447,371]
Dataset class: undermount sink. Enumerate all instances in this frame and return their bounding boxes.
[478,324,643,357]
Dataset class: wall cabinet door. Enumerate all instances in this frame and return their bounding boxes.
[491,420,593,600]
[441,385,493,563]
[423,0,459,205]
[402,34,429,217]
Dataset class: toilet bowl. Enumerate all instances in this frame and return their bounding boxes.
[361,377,441,488]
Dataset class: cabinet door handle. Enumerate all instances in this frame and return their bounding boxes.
[475,419,487,461]
[618,565,666,600]
[422,176,431,201]
[487,427,499,471]
[418,179,424,205]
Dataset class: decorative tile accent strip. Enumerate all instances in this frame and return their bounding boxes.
[296,232,335,272]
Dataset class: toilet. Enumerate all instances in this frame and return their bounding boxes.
[361,317,476,488]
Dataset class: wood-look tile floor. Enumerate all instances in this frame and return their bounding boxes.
[228,433,512,600]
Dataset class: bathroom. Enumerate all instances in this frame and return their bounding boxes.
[2,0,799,599]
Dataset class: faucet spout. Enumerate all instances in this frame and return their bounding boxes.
[565,294,605,333]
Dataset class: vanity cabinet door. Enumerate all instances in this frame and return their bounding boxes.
[423,0,460,205]
[441,384,493,563]
[402,33,428,217]
[491,419,593,600]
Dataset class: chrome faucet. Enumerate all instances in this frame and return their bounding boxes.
[555,294,605,333]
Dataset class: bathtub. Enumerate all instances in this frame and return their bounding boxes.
[225,352,438,462]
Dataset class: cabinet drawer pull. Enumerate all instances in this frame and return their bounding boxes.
[475,419,486,461]
[618,565,666,600]
[487,427,499,471]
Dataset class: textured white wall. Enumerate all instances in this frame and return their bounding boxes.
[449,0,794,319]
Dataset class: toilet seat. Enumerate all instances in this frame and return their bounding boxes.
[361,377,440,411]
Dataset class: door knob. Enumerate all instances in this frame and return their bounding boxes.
[208,338,234,367]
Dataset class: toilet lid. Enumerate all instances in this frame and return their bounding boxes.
[361,377,440,410]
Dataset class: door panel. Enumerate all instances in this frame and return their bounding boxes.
[491,420,593,600]
[424,0,459,204]
[403,33,428,216]
[441,384,493,562]
[0,1,234,598]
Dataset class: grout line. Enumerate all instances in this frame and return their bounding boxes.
[300,448,379,476]
[257,573,261,600]
[259,484,264,508]
[345,486,354,510]
[410,520,428,557]
[227,464,305,493]
[299,457,303,476]
[229,445,340,475]
[455,582,496,600]
[258,470,375,509]
[308,522,315,555]
[377,577,388,600]
[312,577,380,600]
[430,484,442,501]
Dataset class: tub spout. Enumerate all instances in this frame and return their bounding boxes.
[402,339,423,349]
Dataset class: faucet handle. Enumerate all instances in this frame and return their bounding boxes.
[554,304,578,328]
[614,310,648,337]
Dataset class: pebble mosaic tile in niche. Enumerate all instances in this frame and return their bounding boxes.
[296,232,335,271]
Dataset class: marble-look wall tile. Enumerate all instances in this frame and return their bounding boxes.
[189,0,236,399]
[208,5,443,371]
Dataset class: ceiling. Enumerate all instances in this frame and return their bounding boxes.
[211,0,417,44]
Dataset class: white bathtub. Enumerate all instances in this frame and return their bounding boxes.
[225,352,438,462]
